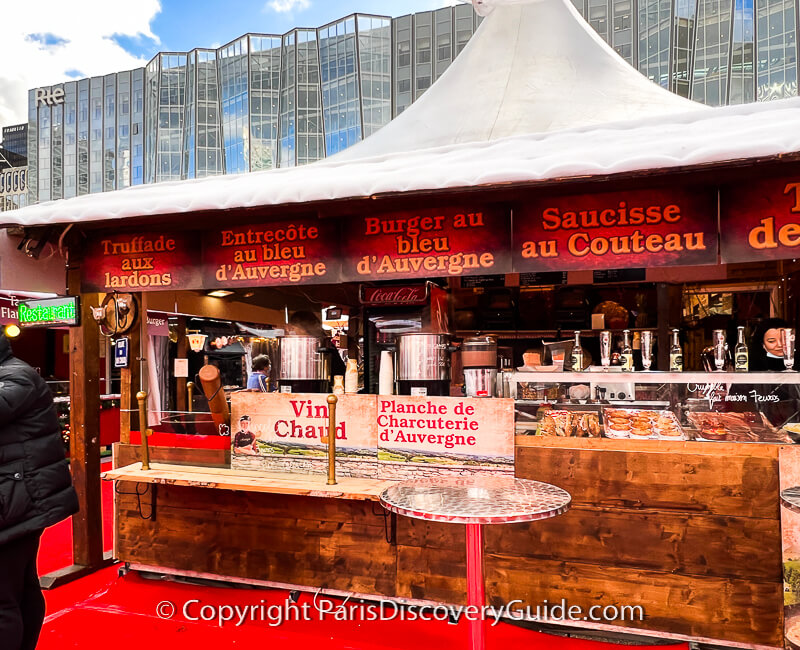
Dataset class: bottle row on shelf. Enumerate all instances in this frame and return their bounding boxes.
[569,326,796,373]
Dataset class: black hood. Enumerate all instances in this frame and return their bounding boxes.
[0,333,11,363]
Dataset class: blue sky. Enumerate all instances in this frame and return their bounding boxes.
[121,0,461,56]
[0,0,463,127]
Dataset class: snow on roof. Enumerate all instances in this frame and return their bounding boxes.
[335,0,702,161]
[6,97,800,229]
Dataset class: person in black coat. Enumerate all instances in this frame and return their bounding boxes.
[0,333,78,650]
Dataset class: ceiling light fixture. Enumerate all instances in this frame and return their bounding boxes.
[207,290,234,298]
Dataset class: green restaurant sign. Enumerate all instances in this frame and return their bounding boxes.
[18,297,80,328]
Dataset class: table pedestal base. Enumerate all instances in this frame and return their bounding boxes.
[466,523,485,650]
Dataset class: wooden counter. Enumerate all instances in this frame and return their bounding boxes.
[507,436,782,647]
[102,462,393,501]
[111,439,784,648]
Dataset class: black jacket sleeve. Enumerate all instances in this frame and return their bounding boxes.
[0,370,38,429]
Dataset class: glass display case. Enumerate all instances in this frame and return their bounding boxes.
[507,371,800,443]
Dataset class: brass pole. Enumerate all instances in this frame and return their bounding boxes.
[136,390,152,471]
[325,394,338,485]
[187,381,194,413]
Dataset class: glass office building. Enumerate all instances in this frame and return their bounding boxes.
[25,1,798,205]
[1,125,27,159]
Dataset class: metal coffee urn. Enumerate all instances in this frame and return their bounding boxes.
[278,335,330,393]
[462,336,498,398]
[396,333,451,396]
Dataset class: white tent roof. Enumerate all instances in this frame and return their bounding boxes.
[4,0,799,229]
[335,0,702,161]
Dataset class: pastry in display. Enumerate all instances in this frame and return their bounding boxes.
[686,411,792,443]
[538,410,601,437]
[602,408,687,440]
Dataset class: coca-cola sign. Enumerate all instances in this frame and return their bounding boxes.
[360,285,429,306]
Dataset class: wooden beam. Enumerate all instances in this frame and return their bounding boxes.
[66,268,103,569]
[176,316,187,412]
[119,292,142,444]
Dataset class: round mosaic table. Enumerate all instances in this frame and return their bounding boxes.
[781,486,800,514]
[380,475,571,650]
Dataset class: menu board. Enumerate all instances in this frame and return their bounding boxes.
[721,176,800,263]
[376,395,514,479]
[203,218,339,287]
[230,393,378,478]
[593,268,646,283]
[341,205,511,281]
[82,231,203,292]
[229,393,515,480]
[514,188,718,272]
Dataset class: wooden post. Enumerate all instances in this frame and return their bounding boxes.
[41,266,111,587]
[176,316,187,412]
[119,292,142,444]
[656,283,670,371]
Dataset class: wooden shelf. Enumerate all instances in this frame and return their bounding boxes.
[455,328,655,339]
[102,462,395,501]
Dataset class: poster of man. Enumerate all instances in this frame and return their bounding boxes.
[232,415,257,455]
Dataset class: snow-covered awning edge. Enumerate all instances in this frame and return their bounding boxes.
[5,96,800,230]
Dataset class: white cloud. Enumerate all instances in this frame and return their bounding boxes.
[0,0,161,128]
[266,0,311,13]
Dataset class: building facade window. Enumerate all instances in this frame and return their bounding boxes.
[319,16,362,155]
[756,0,798,99]
[692,0,734,105]
[22,3,800,207]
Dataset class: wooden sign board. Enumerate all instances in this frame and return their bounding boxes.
[780,445,800,647]
[230,393,516,481]
[230,393,378,478]
[376,395,515,479]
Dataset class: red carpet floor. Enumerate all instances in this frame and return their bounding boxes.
[38,568,689,650]
[37,459,114,576]
[35,460,690,650]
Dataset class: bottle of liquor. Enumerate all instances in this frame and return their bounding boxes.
[735,326,749,372]
[621,329,633,371]
[571,331,585,372]
[669,329,683,372]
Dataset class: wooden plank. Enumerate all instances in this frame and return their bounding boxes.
[143,484,382,524]
[114,482,388,526]
[485,553,783,647]
[175,316,187,412]
[516,444,779,518]
[67,271,103,568]
[116,499,397,596]
[515,435,782,459]
[397,508,781,581]
[114,442,229,468]
[396,544,466,604]
[104,461,394,500]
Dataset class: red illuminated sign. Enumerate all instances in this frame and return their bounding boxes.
[341,206,511,281]
[721,177,800,263]
[203,218,339,287]
[514,187,718,272]
[360,285,429,306]
[82,232,203,292]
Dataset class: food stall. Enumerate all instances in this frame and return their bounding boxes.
[8,0,800,645]
[67,164,798,650]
